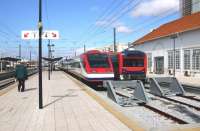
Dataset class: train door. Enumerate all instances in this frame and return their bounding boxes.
[154,56,164,74]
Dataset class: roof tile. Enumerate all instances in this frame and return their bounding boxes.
[133,12,200,45]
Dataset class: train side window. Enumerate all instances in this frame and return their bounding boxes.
[81,59,86,68]
[78,63,80,68]
[74,62,80,68]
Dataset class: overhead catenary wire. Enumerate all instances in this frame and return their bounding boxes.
[81,0,136,44]
[79,0,124,44]
[82,0,200,47]
[44,0,51,29]
[82,0,142,44]
[117,0,200,42]
[80,0,139,47]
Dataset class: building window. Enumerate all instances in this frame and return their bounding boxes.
[192,49,200,70]
[184,50,190,70]
[175,50,180,69]
[168,51,173,69]
[147,53,152,69]
[192,0,200,13]
[168,50,180,69]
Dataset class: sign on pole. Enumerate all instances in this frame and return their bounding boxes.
[21,30,59,40]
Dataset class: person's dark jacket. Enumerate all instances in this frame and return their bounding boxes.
[15,65,28,80]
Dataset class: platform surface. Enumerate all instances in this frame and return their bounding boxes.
[0,71,131,131]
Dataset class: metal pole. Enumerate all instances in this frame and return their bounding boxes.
[29,50,31,67]
[30,51,32,62]
[19,44,21,59]
[114,28,116,53]
[50,47,53,73]
[38,0,43,109]
[173,38,176,77]
[48,40,50,80]
[84,44,86,53]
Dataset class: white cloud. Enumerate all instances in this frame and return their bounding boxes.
[95,20,124,27]
[131,0,179,17]
[95,20,132,34]
[116,25,133,33]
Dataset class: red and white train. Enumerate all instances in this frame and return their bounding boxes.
[61,49,147,86]
[109,49,147,82]
[65,50,114,85]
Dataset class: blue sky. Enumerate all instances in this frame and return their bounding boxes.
[0,0,180,59]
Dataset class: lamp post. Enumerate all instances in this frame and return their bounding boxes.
[38,0,43,109]
[170,33,178,77]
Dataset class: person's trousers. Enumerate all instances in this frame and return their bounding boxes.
[18,79,25,92]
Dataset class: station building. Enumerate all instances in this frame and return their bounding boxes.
[132,12,200,78]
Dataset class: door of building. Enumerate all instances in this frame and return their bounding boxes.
[154,56,164,74]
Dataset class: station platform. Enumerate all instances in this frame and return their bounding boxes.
[0,71,131,131]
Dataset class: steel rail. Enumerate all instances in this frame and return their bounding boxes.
[177,94,200,102]
[161,96,200,111]
[142,104,188,124]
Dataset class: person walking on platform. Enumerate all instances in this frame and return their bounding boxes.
[15,64,28,92]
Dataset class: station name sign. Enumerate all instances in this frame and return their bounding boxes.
[21,30,59,40]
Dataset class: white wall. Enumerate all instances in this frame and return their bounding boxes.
[134,29,200,76]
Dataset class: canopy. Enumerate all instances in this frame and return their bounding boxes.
[0,57,21,62]
[42,57,62,62]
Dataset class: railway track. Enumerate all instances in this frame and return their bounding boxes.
[178,95,200,102]
[161,96,200,111]
[0,69,38,90]
[0,78,15,89]
[115,90,192,124]
[62,70,200,126]
[147,90,200,111]
[141,103,188,124]
[183,84,200,94]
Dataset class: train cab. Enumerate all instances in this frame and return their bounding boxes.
[119,49,147,81]
[66,50,114,86]
[109,49,147,81]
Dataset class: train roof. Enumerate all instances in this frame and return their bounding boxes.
[122,49,146,57]
[84,50,103,54]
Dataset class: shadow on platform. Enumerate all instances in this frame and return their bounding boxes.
[43,92,78,108]
[24,88,37,92]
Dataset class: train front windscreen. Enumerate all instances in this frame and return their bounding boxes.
[123,58,144,67]
[87,54,110,68]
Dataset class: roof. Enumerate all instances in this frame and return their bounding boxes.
[0,57,21,61]
[133,12,200,45]
[42,57,63,62]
